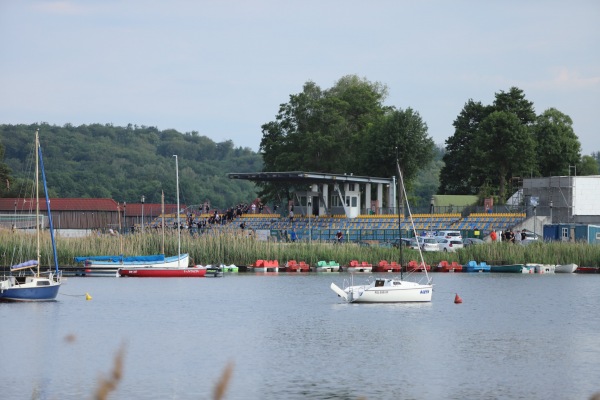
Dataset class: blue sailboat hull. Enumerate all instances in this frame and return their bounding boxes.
[0,283,60,301]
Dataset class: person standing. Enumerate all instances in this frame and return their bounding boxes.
[336,230,343,244]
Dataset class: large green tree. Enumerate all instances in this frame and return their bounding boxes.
[360,107,434,181]
[493,87,536,125]
[579,155,600,175]
[259,75,434,203]
[477,111,536,201]
[259,76,383,202]
[439,99,492,195]
[438,87,583,203]
[260,76,387,174]
[533,108,581,176]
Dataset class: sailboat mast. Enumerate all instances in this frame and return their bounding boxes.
[161,191,165,255]
[397,159,432,284]
[173,155,181,267]
[117,203,123,253]
[396,160,403,280]
[38,132,60,274]
[35,130,40,277]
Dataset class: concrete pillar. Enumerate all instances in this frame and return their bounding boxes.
[365,183,371,214]
[377,184,383,214]
[322,184,328,215]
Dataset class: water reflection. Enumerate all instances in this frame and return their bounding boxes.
[1,273,599,399]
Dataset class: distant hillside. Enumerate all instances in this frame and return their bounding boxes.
[0,123,262,209]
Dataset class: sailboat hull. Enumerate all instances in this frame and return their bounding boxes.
[332,279,433,303]
[0,277,61,301]
[76,254,190,275]
[348,285,433,303]
[118,266,206,277]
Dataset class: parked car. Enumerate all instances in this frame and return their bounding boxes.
[391,238,412,248]
[436,238,464,252]
[409,237,439,252]
[435,230,463,241]
[520,230,539,241]
[421,237,440,252]
[463,238,485,247]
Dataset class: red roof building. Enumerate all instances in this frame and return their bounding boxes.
[0,198,185,231]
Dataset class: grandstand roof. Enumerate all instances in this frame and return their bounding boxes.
[228,171,393,185]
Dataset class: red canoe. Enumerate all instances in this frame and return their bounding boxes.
[118,266,207,277]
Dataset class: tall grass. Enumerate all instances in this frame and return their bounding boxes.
[1,229,598,267]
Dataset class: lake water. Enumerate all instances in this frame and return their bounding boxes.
[1,272,599,400]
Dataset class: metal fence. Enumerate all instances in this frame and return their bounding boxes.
[0,214,48,229]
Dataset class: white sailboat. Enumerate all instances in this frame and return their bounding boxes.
[118,155,205,277]
[76,157,189,276]
[0,130,62,301]
[330,160,433,303]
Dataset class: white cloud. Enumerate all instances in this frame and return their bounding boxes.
[544,67,600,89]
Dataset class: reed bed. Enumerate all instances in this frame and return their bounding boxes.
[1,228,598,268]
[458,241,600,266]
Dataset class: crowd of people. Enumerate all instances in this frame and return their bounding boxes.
[145,200,274,236]
[490,228,532,243]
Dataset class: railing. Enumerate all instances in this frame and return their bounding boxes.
[269,228,492,243]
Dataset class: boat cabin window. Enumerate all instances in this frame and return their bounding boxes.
[375,279,385,287]
[37,280,50,286]
[393,281,402,285]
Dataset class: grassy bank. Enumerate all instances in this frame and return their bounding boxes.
[1,229,599,268]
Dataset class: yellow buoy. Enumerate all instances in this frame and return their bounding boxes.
[85,293,92,301]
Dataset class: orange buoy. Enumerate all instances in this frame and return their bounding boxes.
[454,293,463,304]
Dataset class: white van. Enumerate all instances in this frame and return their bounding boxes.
[435,230,462,241]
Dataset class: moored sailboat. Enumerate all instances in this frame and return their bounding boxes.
[0,130,62,301]
[77,188,190,276]
[330,158,433,303]
[117,155,202,278]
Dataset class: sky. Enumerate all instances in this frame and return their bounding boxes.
[1,1,598,155]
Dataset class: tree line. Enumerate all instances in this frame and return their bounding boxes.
[1,78,597,211]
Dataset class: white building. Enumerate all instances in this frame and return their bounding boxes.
[522,175,600,225]
[228,171,396,218]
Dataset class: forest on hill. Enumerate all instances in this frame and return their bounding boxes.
[0,123,262,209]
